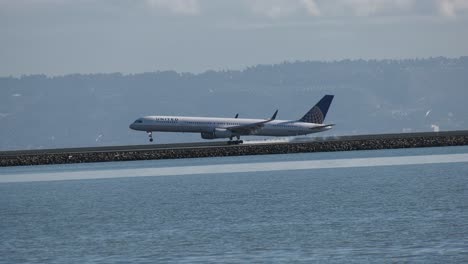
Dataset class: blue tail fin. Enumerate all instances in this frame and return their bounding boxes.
[299,95,334,124]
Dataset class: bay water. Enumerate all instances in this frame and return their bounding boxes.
[1,146,468,263]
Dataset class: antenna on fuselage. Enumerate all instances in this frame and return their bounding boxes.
[235,113,239,118]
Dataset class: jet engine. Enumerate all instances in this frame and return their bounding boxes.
[201,128,232,139]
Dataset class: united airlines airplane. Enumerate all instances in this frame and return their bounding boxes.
[130,95,334,143]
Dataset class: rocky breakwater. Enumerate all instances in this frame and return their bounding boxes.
[1,131,468,167]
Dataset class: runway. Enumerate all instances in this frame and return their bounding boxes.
[1,130,468,167]
[0,141,230,157]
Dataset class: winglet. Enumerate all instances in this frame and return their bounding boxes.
[227,109,279,134]
[270,110,278,120]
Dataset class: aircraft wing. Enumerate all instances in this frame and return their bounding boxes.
[227,110,278,135]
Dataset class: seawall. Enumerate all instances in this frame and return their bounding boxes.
[1,131,468,167]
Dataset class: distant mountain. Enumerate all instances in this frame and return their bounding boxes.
[1,57,468,150]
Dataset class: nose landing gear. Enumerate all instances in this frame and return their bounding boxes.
[147,132,154,142]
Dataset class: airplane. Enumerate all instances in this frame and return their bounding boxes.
[129,95,334,144]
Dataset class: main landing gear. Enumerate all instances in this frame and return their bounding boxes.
[147,131,154,142]
[228,140,243,145]
[228,135,243,145]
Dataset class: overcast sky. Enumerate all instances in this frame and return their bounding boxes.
[1,0,468,76]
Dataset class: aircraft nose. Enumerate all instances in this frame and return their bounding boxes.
[129,123,136,130]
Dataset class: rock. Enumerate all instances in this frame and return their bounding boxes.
[2,132,468,167]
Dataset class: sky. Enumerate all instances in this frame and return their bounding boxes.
[1,0,468,76]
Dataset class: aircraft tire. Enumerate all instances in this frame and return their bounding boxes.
[228,140,243,145]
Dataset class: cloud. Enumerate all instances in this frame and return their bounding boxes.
[248,0,303,18]
[245,0,415,18]
[300,0,321,16]
[2,0,468,18]
[339,0,415,16]
[0,0,67,7]
[243,0,468,18]
[438,0,468,17]
[246,0,323,18]
[145,0,200,15]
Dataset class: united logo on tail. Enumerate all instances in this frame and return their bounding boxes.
[299,95,334,124]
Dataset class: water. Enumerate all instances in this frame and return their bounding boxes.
[1,146,468,263]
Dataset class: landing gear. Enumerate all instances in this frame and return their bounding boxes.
[147,132,154,142]
[228,140,243,145]
[228,135,243,145]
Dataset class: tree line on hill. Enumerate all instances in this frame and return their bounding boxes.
[1,57,467,150]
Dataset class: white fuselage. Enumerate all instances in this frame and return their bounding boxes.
[130,115,332,137]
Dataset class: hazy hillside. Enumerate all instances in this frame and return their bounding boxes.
[1,57,468,150]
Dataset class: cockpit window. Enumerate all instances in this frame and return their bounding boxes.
[135,119,143,124]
